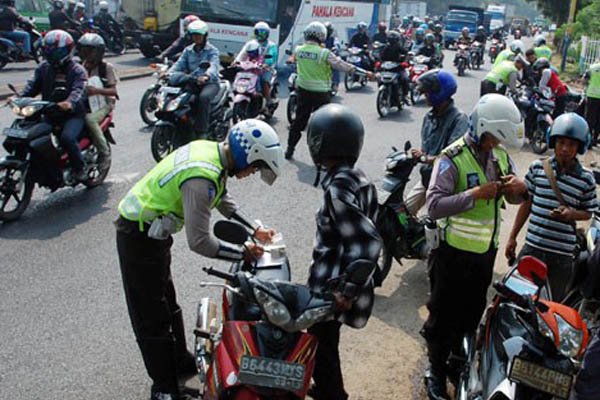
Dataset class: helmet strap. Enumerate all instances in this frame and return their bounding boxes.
[223,143,236,176]
[313,165,323,187]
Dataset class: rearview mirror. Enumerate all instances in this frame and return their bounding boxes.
[346,259,375,286]
[404,141,412,151]
[517,256,548,288]
[214,221,248,245]
[8,84,18,94]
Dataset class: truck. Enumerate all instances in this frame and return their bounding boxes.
[486,4,506,32]
[443,8,478,48]
[510,16,530,36]
[396,1,427,19]
[448,5,484,27]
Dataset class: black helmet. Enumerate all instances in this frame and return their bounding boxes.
[548,113,591,155]
[324,21,334,38]
[307,104,364,166]
[388,30,402,44]
[533,57,550,72]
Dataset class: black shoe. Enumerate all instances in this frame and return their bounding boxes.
[150,389,198,400]
[284,149,294,160]
[424,368,450,400]
[177,351,198,381]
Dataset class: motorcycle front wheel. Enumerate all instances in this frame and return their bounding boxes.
[376,87,391,118]
[457,60,465,77]
[139,87,160,126]
[531,126,548,154]
[411,86,421,104]
[151,125,175,162]
[287,93,297,124]
[344,72,354,91]
[473,55,481,70]
[0,164,34,222]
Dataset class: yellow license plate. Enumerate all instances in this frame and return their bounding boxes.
[509,356,572,400]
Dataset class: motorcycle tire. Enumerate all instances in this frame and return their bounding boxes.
[287,93,297,125]
[458,60,465,77]
[473,56,481,70]
[531,127,548,154]
[84,145,111,188]
[374,242,393,287]
[233,102,249,124]
[490,54,496,64]
[0,164,34,222]
[376,88,390,118]
[0,56,7,71]
[344,72,353,91]
[139,87,160,126]
[140,45,161,59]
[151,125,175,162]
[410,87,421,105]
[360,77,367,87]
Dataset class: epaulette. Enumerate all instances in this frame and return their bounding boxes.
[443,144,463,158]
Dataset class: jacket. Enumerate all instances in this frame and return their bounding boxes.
[170,42,220,82]
[0,4,31,31]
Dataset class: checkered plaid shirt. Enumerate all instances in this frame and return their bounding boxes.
[308,166,382,329]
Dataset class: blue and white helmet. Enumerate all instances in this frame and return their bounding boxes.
[227,119,284,185]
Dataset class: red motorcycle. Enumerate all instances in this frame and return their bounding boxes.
[456,43,470,77]
[194,221,374,399]
[408,54,430,104]
[489,38,505,64]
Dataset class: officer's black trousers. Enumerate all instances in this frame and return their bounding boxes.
[586,97,600,144]
[287,87,331,155]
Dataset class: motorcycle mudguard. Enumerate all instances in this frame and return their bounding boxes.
[154,120,175,128]
[487,378,516,399]
[381,175,404,194]
[234,94,251,103]
[378,85,388,93]
[0,155,28,170]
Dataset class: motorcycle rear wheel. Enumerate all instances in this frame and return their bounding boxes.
[151,125,175,162]
[287,93,297,124]
[410,87,421,104]
[376,88,391,118]
[0,165,34,222]
[233,102,249,123]
[139,87,160,126]
[84,145,111,188]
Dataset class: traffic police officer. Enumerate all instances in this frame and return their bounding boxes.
[480,55,529,96]
[423,94,528,400]
[115,119,284,400]
[533,35,552,60]
[584,59,600,146]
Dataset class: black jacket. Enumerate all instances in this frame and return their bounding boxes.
[380,42,407,63]
[372,32,388,44]
[350,32,370,48]
[49,9,78,30]
[0,5,31,31]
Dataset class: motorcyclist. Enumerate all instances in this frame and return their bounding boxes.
[432,23,443,47]
[380,30,410,105]
[65,0,76,19]
[493,39,524,66]
[473,26,487,45]
[533,35,552,60]
[349,21,370,49]
[423,94,527,400]
[405,69,468,216]
[15,29,88,182]
[158,14,199,61]
[78,33,117,172]
[411,27,425,53]
[74,2,85,22]
[481,55,529,96]
[454,27,472,67]
[400,16,411,30]
[49,0,80,34]
[533,57,568,118]
[583,59,600,146]
[0,0,35,57]
[115,119,284,400]
[93,1,122,41]
[324,21,341,92]
[418,33,442,69]
[169,19,220,139]
[372,21,388,44]
[234,21,277,112]
[491,27,503,41]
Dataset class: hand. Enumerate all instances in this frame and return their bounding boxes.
[6,96,14,106]
[472,181,500,200]
[196,75,209,85]
[57,101,72,112]
[86,86,100,96]
[411,149,424,159]
[499,175,527,196]
[505,237,517,261]
[253,227,276,244]
[243,242,264,262]
[550,205,574,222]
[366,71,376,81]
[333,293,353,312]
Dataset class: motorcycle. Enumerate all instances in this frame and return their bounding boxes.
[565,86,586,117]
[513,86,554,154]
[150,68,232,162]
[83,18,125,55]
[230,56,279,123]
[374,141,430,287]
[456,256,589,400]
[455,43,470,77]
[514,29,522,40]
[0,22,42,70]
[194,220,374,399]
[343,46,371,90]
[371,40,386,61]
[139,58,172,126]
[0,85,115,221]
[489,38,504,64]
[375,60,409,117]
[408,54,430,104]
[470,41,485,70]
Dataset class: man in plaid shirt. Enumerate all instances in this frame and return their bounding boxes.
[305,104,382,400]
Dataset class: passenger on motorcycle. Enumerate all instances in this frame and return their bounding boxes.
[534,57,568,118]
[234,21,277,112]
[418,33,442,69]
[65,0,76,19]
[432,23,443,46]
[158,14,199,61]
[78,33,117,172]
[350,21,370,49]
[93,1,122,41]
[380,30,410,105]
[324,21,341,92]
[169,19,220,139]
[116,119,283,400]
[493,39,524,66]
[424,94,527,400]
[506,113,596,302]
[481,54,529,96]
[412,27,426,53]
[372,21,388,44]
[0,0,34,56]
[73,2,85,21]
[14,29,88,182]
[305,104,381,400]
[49,0,80,34]
[491,27,503,41]
[405,70,468,216]
[473,25,487,45]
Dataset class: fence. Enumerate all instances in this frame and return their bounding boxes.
[579,36,600,73]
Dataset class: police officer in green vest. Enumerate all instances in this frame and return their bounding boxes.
[584,60,600,146]
[480,54,529,96]
[422,94,528,400]
[115,119,284,400]
[493,39,524,66]
[285,21,374,160]
[533,35,552,60]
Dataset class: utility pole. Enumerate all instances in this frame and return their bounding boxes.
[561,0,578,72]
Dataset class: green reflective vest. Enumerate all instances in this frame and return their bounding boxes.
[494,49,515,66]
[437,137,510,254]
[534,46,552,60]
[485,61,517,85]
[295,43,332,92]
[586,63,600,99]
[118,140,226,231]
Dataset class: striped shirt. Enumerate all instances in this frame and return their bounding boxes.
[525,157,597,256]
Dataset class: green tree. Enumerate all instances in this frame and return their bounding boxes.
[525,0,593,25]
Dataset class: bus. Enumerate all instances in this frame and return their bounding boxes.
[15,0,52,31]
[180,0,392,66]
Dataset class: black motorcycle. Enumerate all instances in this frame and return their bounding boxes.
[150,70,232,162]
[513,86,554,154]
[0,85,115,221]
[374,141,429,287]
[456,256,589,400]
[139,58,172,126]
[0,22,42,70]
[375,60,409,117]
[84,18,125,55]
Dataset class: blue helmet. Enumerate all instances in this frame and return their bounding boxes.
[416,28,425,36]
[419,23,429,31]
[416,69,457,107]
[548,112,591,155]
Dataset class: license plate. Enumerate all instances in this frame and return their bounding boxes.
[238,355,305,392]
[348,56,361,63]
[3,128,28,139]
[509,356,572,399]
[160,87,180,95]
[381,72,396,79]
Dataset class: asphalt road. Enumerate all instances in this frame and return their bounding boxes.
[0,42,598,399]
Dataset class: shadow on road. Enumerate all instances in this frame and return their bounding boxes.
[287,158,317,186]
[0,182,112,240]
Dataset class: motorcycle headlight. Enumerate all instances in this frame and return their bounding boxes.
[11,106,21,116]
[294,306,331,331]
[166,96,183,112]
[537,313,556,343]
[555,314,583,358]
[253,287,292,329]
[21,105,43,117]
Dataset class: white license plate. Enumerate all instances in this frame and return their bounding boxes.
[509,356,572,400]
[160,87,180,95]
[348,56,361,63]
[3,128,28,139]
[238,355,305,392]
[381,72,396,79]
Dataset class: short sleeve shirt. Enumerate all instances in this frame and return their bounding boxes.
[88,62,118,108]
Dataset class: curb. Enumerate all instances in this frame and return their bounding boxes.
[0,67,154,101]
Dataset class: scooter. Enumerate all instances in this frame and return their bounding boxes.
[374,141,430,287]
[470,41,485,70]
[194,220,375,399]
[455,43,470,77]
[513,86,554,154]
[489,38,503,64]
[139,58,172,126]
[230,56,279,123]
[408,54,430,104]
[0,21,42,70]
[375,60,409,117]
[0,84,115,221]
[456,256,589,400]
[343,46,371,90]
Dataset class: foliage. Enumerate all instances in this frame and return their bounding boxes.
[524,0,593,25]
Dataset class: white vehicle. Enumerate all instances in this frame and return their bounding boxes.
[179,0,392,67]
[396,1,427,19]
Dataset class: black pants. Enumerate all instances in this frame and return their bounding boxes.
[287,87,331,155]
[480,79,498,97]
[518,243,574,302]
[421,241,496,377]
[194,82,220,137]
[552,94,567,119]
[307,320,348,400]
[586,97,600,144]
[115,217,189,394]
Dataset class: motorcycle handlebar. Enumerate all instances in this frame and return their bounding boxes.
[202,267,237,283]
